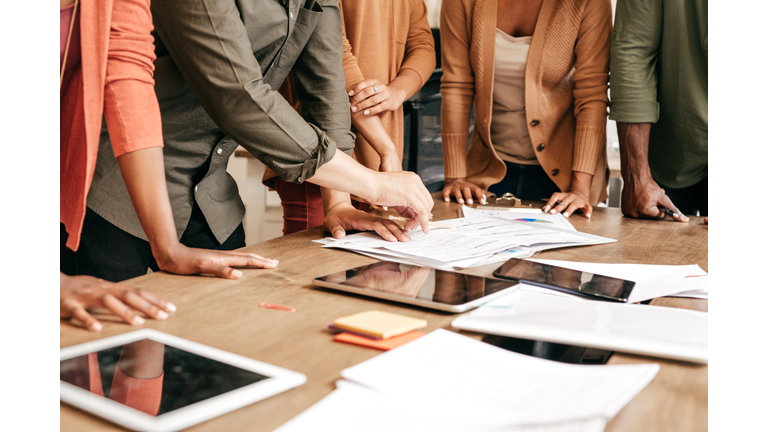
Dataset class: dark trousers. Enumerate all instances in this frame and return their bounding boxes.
[61,204,246,282]
[487,161,561,202]
[658,176,708,217]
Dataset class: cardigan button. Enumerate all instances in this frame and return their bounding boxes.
[531,120,540,126]
[537,143,545,152]
[551,168,560,176]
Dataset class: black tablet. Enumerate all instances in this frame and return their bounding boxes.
[313,261,519,312]
[493,258,635,302]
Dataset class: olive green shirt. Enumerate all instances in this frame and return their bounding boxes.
[609,0,708,189]
[86,0,354,244]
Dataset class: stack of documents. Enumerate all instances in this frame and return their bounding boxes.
[276,330,659,432]
[317,216,615,270]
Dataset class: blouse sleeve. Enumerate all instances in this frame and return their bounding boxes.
[400,0,436,86]
[339,0,365,91]
[103,0,164,157]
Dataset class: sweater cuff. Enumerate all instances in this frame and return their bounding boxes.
[442,133,469,179]
[608,99,660,123]
[572,125,605,176]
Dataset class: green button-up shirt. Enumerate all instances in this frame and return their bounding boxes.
[609,0,708,189]
[86,0,354,244]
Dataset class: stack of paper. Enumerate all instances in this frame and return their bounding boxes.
[318,217,615,270]
[275,330,659,432]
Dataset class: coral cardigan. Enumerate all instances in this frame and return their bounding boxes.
[340,0,436,169]
[440,0,611,204]
[60,0,163,250]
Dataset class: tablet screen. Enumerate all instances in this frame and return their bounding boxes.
[315,261,516,306]
[60,339,270,416]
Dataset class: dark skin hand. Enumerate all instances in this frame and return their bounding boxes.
[617,123,688,222]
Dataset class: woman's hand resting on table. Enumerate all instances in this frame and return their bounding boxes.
[442,178,490,205]
[153,244,279,280]
[60,273,176,332]
[324,201,411,242]
[543,171,594,218]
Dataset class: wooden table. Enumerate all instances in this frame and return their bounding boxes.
[61,195,708,432]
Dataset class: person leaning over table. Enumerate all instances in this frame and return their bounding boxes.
[60,0,286,331]
[263,0,436,234]
[609,0,707,221]
[74,0,434,283]
[440,0,611,218]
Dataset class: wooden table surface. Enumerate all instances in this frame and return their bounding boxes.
[61,195,708,432]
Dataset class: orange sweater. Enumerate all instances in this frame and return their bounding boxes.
[60,0,163,250]
[340,0,436,169]
[440,0,610,204]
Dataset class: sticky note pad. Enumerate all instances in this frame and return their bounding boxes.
[332,310,428,340]
[334,331,426,351]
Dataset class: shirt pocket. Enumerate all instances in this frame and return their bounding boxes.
[276,1,324,73]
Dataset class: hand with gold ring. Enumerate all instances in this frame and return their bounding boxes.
[348,78,406,116]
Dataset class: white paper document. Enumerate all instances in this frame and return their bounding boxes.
[340,329,658,427]
[275,380,607,432]
[460,205,576,230]
[526,259,709,302]
[320,217,615,269]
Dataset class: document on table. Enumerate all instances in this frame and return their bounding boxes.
[523,259,709,302]
[460,205,576,230]
[341,329,658,427]
[320,217,615,269]
[275,379,607,432]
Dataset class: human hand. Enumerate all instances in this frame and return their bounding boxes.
[621,176,689,222]
[324,202,411,242]
[60,273,176,331]
[543,191,592,218]
[365,171,434,233]
[154,244,279,279]
[442,178,489,205]
[348,79,406,116]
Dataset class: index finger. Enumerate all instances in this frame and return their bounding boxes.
[349,79,377,97]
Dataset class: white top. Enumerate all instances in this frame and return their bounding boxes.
[491,29,537,165]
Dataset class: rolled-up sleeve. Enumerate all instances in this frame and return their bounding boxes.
[291,0,355,156]
[104,0,164,157]
[609,0,662,123]
[150,0,338,183]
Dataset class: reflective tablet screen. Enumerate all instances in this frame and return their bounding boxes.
[60,339,270,416]
[316,261,516,305]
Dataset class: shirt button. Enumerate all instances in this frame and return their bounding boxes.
[297,176,303,183]
[551,168,560,176]
[537,143,545,152]
[216,148,223,155]
[531,120,540,126]
[194,186,198,192]
[290,11,294,18]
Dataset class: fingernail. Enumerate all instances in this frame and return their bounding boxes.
[133,316,145,325]
[563,212,569,218]
[232,269,243,278]
[91,322,103,331]
[334,230,344,237]
[348,90,354,96]
[157,311,169,320]
[351,106,357,112]
[544,205,551,212]
[445,198,450,202]
[458,199,464,204]
[550,210,556,214]
[467,199,473,204]
[586,213,591,219]
[166,302,177,312]
[364,110,370,115]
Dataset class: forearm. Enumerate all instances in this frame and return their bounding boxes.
[320,187,353,214]
[116,148,179,257]
[389,68,423,105]
[617,123,653,183]
[350,112,397,157]
[309,149,378,198]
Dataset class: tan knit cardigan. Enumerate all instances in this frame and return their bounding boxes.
[440,0,611,204]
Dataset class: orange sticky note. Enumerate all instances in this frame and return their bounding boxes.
[333,331,426,351]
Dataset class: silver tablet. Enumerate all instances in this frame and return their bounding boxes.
[60,329,306,432]
[313,261,519,313]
